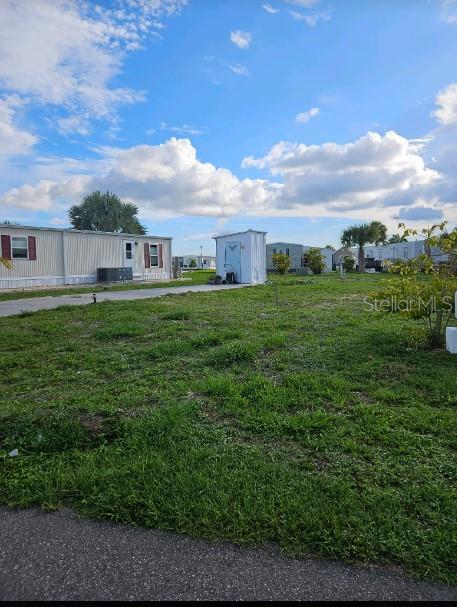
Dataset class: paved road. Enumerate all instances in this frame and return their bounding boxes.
[0,284,246,318]
[0,508,455,601]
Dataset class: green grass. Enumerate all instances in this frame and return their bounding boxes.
[0,270,214,301]
[0,272,456,583]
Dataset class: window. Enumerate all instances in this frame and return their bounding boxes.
[272,248,276,254]
[286,248,290,256]
[149,244,159,267]
[125,242,132,260]
[12,237,28,259]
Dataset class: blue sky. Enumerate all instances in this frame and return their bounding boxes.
[1,0,457,254]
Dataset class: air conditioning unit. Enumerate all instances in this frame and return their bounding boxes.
[97,267,133,282]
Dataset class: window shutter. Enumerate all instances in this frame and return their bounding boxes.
[1,235,11,260]
[158,243,163,268]
[28,236,37,260]
[144,243,150,268]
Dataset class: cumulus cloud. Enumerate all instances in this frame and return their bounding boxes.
[243,130,439,212]
[296,107,320,123]
[0,95,37,158]
[0,0,187,134]
[230,30,252,50]
[432,83,457,125]
[0,138,281,218]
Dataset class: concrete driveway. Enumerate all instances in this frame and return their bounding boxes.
[0,284,246,318]
[0,507,455,601]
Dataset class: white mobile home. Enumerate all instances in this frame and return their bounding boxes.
[214,230,266,284]
[266,242,333,272]
[174,254,216,270]
[0,225,172,289]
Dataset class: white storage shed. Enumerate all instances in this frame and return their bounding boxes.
[214,230,267,284]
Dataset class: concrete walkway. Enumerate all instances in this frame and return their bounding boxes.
[0,507,455,601]
[0,284,246,318]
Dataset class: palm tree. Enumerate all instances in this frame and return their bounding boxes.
[341,221,387,272]
[0,258,12,269]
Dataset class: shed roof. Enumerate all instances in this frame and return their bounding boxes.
[213,229,267,240]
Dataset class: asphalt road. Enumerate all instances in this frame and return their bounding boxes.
[0,283,246,317]
[0,507,455,601]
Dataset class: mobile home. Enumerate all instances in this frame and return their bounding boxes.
[0,224,172,289]
[267,242,333,272]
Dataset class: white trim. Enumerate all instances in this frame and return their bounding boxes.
[11,235,29,260]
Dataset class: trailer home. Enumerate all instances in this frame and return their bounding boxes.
[0,224,172,289]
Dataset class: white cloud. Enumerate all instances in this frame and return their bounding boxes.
[227,63,250,77]
[243,130,439,212]
[284,0,318,6]
[0,0,187,134]
[262,4,280,14]
[288,8,332,26]
[432,83,457,125]
[0,138,281,218]
[440,0,457,24]
[296,107,320,123]
[230,30,252,50]
[0,95,37,158]
[160,121,207,136]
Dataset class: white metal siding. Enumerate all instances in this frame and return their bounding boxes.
[0,226,172,289]
[0,228,64,288]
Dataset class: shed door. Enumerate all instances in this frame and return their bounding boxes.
[123,240,135,268]
[224,242,241,279]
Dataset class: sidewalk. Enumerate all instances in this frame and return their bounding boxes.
[0,284,246,318]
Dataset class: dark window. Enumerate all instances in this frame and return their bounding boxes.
[286,248,290,256]
[125,242,132,260]
[149,244,159,267]
[12,237,28,259]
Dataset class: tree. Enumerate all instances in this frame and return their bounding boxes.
[307,248,325,274]
[189,258,197,268]
[388,233,407,244]
[69,191,146,234]
[374,222,457,348]
[341,221,387,273]
[272,252,290,275]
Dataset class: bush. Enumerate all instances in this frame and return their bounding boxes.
[272,253,290,275]
[308,248,325,274]
[343,256,355,272]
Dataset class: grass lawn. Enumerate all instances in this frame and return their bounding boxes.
[0,270,214,302]
[1,273,456,583]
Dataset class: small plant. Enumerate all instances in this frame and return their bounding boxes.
[343,256,355,272]
[307,248,325,274]
[272,252,290,275]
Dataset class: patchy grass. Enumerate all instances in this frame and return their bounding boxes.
[0,272,456,584]
[0,270,214,302]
